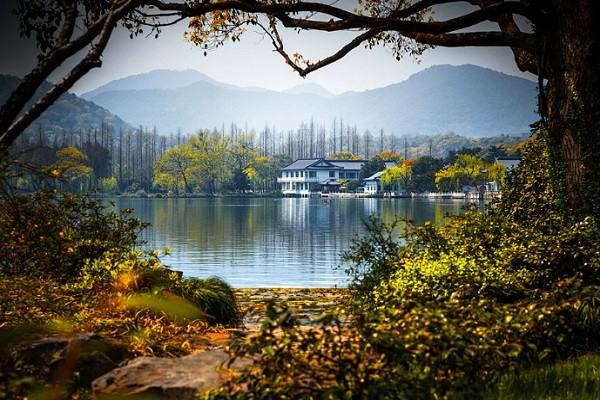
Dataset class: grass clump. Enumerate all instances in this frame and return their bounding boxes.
[178,277,240,326]
[486,353,600,400]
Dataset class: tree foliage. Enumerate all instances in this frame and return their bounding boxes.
[153,143,198,194]
[380,159,414,192]
[435,154,505,191]
[0,190,146,279]
[359,155,386,181]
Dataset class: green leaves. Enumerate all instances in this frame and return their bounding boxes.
[435,154,504,191]
[206,139,600,398]
[0,191,146,279]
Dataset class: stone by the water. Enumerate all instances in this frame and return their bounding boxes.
[92,349,250,400]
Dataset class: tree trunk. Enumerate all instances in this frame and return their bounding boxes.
[540,0,600,219]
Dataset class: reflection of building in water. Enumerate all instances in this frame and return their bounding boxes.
[362,198,379,216]
[281,197,310,228]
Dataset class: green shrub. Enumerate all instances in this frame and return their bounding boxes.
[0,191,147,280]
[177,277,240,326]
[341,216,405,299]
[98,176,118,194]
[75,250,241,326]
[207,130,600,399]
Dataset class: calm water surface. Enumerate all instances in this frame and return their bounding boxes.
[112,197,468,288]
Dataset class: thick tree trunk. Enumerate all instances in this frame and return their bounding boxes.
[540,0,600,219]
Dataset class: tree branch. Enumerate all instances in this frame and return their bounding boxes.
[0,0,137,148]
[0,0,541,147]
[258,18,385,77]
[403,31,534,48]
[57,1,78,46]
[274,2,532,36]
[0,0,133,139]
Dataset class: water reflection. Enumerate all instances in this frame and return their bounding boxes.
[112,197,467,288]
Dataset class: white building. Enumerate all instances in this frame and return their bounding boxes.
[278,159,363,196]
[363,171,384,195]
[278,158,396,196]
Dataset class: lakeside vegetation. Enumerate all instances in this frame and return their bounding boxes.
[0,189,241,398]
[2,0,599,398]
[6,126,519,197]
[203,130,600,398]
[2,125,600,399]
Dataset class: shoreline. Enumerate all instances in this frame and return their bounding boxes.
[235,287,348,331]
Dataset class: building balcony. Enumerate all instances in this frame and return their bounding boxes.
[277,176,320,183]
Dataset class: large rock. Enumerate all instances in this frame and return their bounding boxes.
[18,333,129,385]
[92,349,250,400]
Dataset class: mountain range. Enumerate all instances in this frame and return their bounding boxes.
[81,64,538,137]
[0,74,131,137]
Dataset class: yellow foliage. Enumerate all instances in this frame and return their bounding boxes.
[47,146,92,183]
[331,152,362,160]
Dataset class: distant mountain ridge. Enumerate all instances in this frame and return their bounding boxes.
[80,69,219,100]
[0,74,132,137]
[82,65,538,137]
[284,83,333,98]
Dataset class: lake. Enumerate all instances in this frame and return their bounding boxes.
[112,197,469,288]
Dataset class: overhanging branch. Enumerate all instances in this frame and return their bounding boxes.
[0,0,138,148]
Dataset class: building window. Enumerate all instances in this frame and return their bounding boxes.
[347,172,356,179]
[295,171,299,177]
[329,171,335,178]
[309,171,316,178]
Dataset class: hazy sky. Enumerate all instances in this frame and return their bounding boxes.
[0,1,534,95]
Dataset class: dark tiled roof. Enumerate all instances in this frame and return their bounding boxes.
[328,160,366,170]
[365,171,384,181]
[281,159,321,170]
[282,159,396,171]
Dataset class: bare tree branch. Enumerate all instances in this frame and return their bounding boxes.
[258,18,385,77]
[0,0,138,147]
[0,0,134,138]
[403,30,534,48]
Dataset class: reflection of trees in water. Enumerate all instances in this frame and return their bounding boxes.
[113,198,465,280]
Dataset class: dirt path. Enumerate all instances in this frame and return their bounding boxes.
[235,288,348,332]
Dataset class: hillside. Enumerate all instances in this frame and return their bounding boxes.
[80,69,221,100]
[82,65,538,136]
[0,75,132,137]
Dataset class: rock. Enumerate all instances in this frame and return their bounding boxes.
[92,349,250,400]
[18,333,129,385]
